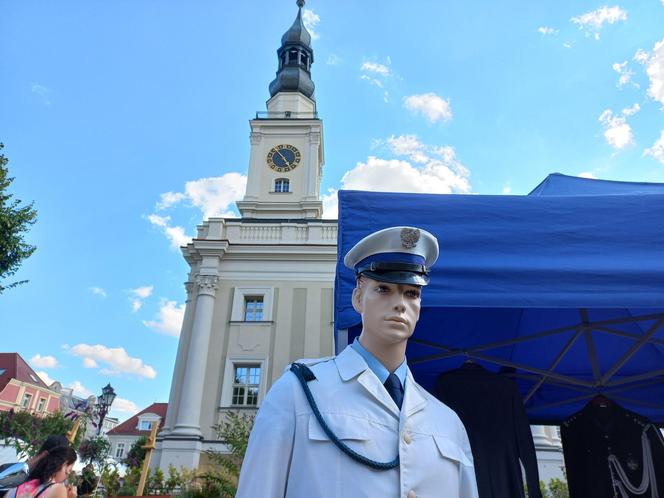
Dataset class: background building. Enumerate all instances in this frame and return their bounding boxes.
[107,402,167,463]
[0,353,60,414]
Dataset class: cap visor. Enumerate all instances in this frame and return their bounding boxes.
[360,270,429,286]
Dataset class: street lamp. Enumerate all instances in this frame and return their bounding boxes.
[95,383,116,435]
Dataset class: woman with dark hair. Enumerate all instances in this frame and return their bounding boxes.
[6,446,77,498]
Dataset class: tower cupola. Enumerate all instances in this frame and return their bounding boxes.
[269,0,315,100]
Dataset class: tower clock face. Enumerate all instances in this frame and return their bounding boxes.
[267,144,301,172]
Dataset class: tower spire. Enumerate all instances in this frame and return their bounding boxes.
[268,0,315,100]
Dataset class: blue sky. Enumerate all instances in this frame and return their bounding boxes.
[2,0,663,420]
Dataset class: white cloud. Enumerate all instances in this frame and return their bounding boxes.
[30,83,51,105]
[150,173,246,248]
[598,104,640,149]
[579,171,598,179]
[36,371,55,386]
[644,130,664,165]
[612,61,637,88]
[70,343,157,379]
[360,59,393,102]
[502,184,512,194]
[571,6,628,39]
[302,8,320,40]
[129,285,153,312]
[69,380,93,398]
[147,214,192,249]
[89,286,107,298]
[634,49,650,65]
[322,134,471,219]
[622,103,640,116]
[538,26,558,35]
[563,41,574,49]
[322,188,339,219]
[386,134,424,156]
[171,174,247,219]
[645,38,664,106]
[83,357,98,368]
[403,93,453,123]
[143,299,185,337]
[30,354,58,369]
[326,54,341,66]
[361,62,391,76]
[360,74,383,88]
[156,191,186,211]
[111,397,139,415]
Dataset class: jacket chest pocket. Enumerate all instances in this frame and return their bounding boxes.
[433,434,472,467]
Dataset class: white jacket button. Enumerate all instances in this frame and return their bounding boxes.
[403,432,412,444]
[407,490,417,498]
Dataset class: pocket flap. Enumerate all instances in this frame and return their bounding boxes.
[433,435,472,466]
[308,413,371,441]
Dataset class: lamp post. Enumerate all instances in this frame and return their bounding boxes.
[95,383,116,435]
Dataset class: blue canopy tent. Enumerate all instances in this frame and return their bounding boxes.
[334,174,664,424]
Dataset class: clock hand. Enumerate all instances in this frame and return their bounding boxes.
[275,149,291,166]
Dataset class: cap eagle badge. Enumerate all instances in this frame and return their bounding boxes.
[400,228,420,249]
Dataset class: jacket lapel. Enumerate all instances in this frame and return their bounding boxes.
[403,368,427,419]
[335,346,400,418]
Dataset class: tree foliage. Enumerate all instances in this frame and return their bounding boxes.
[123,435,148,468]
[197,410,255,498]
[0,410,80,458]
[78,436,111,468]
[0,143,37,293]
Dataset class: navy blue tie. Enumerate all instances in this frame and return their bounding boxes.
[384,373,404,410]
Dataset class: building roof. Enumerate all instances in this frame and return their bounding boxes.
[0,352,50,393]
[269,0,316,100]
[106,402,168,436]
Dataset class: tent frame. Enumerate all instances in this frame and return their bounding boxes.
[408,310,664,414]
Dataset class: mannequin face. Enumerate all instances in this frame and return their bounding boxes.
[352,276,422,347]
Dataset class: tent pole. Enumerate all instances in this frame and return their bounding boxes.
[524,328,585,403]
[592,325,664,346]
[600,318,664,385]
[606,369,664,387]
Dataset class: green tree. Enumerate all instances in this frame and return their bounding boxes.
[123,435,148,468]
[0,410,80,458]
[198,411,255,498]
[78,436,111,469]
[0,143,37,293]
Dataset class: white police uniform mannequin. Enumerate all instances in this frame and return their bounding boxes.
[236,227,479,498]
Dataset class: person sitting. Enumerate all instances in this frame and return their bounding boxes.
[5,446,77,498]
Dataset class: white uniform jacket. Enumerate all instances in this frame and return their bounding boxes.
[236,345,479,498]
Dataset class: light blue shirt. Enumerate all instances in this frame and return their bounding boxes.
[351,337,408,391]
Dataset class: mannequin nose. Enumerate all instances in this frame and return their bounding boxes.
[393,295,406,312]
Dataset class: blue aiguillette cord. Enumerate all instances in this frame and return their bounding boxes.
[290,362,400,470]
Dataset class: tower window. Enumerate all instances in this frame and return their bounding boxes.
[274,178,290,193]
[289,48,299,65]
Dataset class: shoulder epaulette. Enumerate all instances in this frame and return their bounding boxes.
[284,355,335,372]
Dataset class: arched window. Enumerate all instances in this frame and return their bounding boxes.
[274,178,290,193]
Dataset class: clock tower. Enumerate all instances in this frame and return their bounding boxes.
[236,0,324,219]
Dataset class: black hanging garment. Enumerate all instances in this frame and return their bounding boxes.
[436,363,543,498]
[561,398,664,498]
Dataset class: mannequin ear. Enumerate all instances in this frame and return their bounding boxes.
[352,286,363,314]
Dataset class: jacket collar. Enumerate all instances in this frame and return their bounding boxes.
[335,344,370,381]
[334,345,428,419]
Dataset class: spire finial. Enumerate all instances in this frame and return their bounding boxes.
[297,0,305,8]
